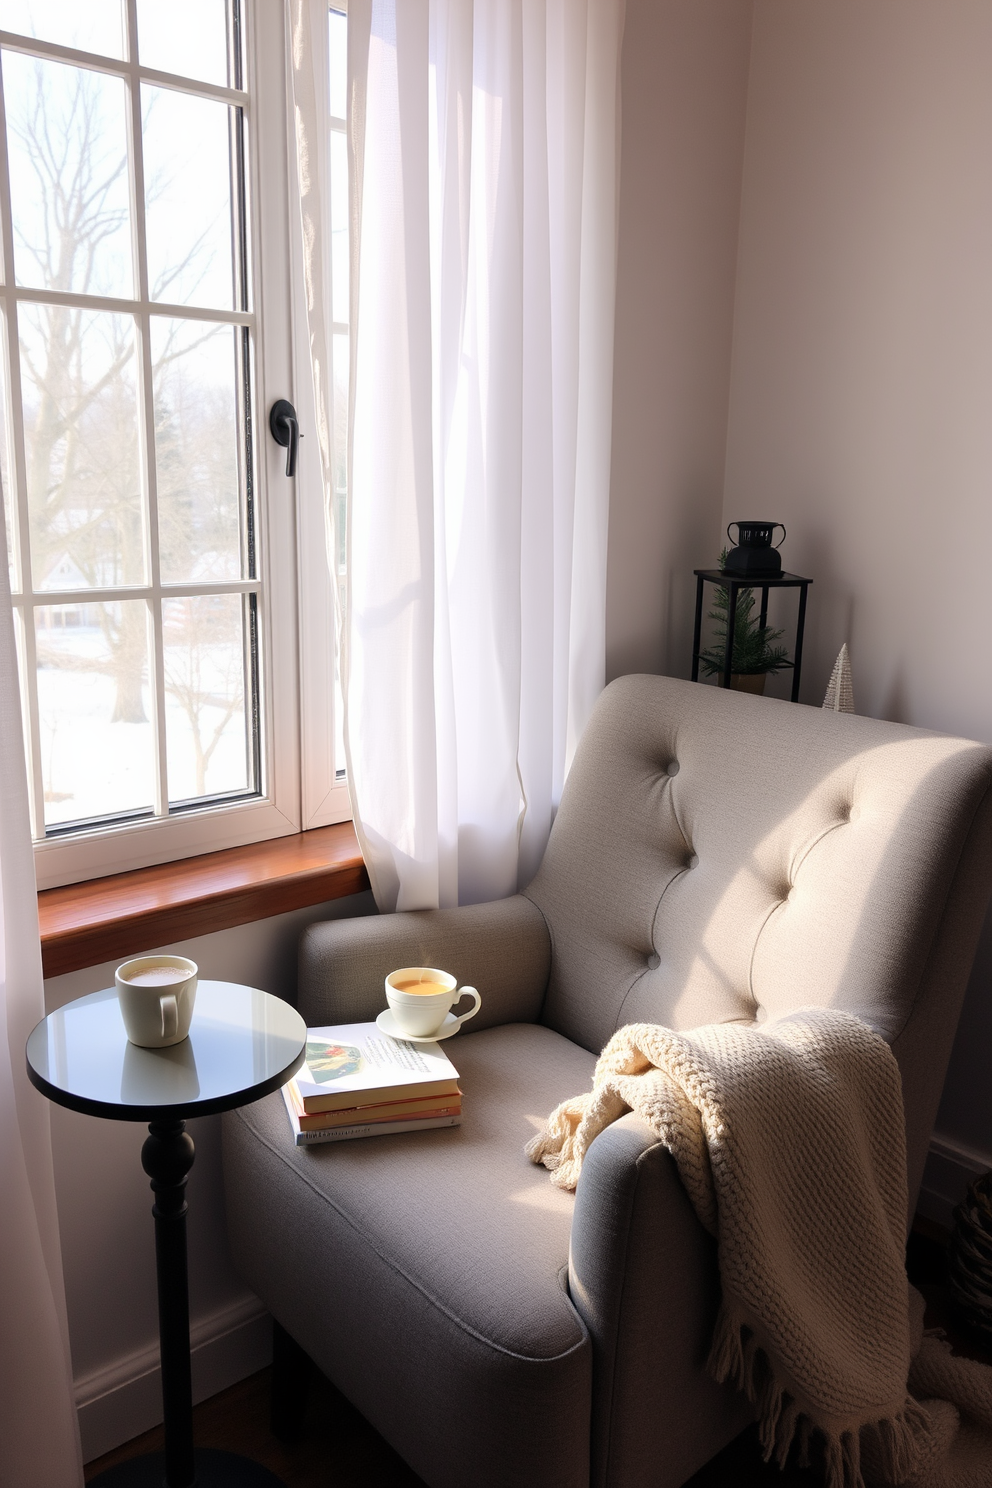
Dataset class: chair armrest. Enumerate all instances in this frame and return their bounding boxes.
[570,1114,751,1488]
[297,893,552,1029]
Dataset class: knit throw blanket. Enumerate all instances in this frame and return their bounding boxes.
[526,1008,992,1488]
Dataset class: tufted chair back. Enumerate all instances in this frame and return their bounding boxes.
[524,675,992,1206]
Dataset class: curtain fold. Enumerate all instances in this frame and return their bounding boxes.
[291,0,623,913]
[0,505,83,1483]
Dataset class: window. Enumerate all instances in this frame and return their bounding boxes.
[291,0,349,823]
[329,5,347,777]
[0,0,348,889]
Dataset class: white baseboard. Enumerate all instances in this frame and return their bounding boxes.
[917,1132,992,1232]
[76,1293,272,1465]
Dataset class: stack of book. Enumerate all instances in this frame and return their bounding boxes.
[282,1021,462,1145]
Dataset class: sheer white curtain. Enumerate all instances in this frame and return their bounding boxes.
[0,513,82,1483]
[291,0,623,912]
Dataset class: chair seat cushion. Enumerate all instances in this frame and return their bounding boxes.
[223,1022,597,1488]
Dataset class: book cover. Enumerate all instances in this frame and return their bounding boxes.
[293,1022,461,1112]
[282,1083,462,1146]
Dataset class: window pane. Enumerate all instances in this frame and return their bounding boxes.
[332,330,348,513]
[164,593,250,803]
[330,130,348,325]
[0,312,15,591]
[20,304,144,590]
[136,0,230,87]
[328,9,346,119]
[0,0,124,58]
[36,600,155,828]
[151,318,243,582]
[143,86,236,310]
[4,51,133,298]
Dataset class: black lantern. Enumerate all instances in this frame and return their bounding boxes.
[722,521,786,578]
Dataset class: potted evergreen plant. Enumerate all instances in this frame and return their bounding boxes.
[699,550,790,694]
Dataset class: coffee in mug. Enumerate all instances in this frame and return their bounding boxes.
[385,967,481,1038]
[116,955,198,1048]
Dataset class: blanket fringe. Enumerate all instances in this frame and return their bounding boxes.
[708,1307,932,1488]
[524,1093,596,1192]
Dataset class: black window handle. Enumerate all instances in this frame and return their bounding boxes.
[269,399,300,478]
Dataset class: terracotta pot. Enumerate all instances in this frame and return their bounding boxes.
[729,673,766,696]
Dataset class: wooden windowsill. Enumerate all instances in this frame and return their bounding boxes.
[38,823,369,979]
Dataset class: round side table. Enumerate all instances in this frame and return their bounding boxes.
[27,980,307,1488]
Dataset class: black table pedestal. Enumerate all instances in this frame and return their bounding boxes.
[26,982,307,1488]
[89,1121,284,1488]
[147,1120,196,1485]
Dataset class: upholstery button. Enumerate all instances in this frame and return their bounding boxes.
[646,952,661,970]
[666,761,680,777]
[687,854,699,870]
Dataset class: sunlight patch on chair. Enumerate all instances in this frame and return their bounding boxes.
[508,1184,573,1211]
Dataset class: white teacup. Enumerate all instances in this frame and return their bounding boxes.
[385,967,481,1038]
[116,956,198,1049]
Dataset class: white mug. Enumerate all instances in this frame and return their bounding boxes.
[116,956,198,1049]
[385,967,481,1038]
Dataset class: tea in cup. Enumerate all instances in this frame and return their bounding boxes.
[385,967,481,1038]
[116,955,198,1048]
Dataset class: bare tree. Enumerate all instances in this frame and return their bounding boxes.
[163,595,246,798]
[14,56,247,802]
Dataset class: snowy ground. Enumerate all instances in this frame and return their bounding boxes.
[35,620,249,829]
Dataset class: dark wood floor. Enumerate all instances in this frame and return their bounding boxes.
[84,1366,428,1488]
[83,1361,814,1488]
[84,1224,988,1488]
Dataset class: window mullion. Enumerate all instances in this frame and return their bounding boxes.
[125,0,168,820]
[0,31,248,108]
[0,64,45,835]
[11,284,253,326]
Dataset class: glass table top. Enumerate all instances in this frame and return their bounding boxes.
[26,981,307,1120]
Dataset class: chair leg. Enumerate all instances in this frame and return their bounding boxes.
[271,1318,314,1442]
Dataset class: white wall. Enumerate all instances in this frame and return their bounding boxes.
[606,0,753,681]
[47,891,375,1461]
[723,0,992,1207]
[725,0,992,730]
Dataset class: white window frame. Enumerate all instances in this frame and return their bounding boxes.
[0,0,348,891]
[291,0,350,835]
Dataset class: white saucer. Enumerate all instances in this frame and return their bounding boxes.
[375,1008,462,1043]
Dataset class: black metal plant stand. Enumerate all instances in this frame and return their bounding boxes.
[690,568,812,702]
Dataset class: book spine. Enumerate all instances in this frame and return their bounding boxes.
[294,1114,462,1146]
[299,1103,462,1132]
[299,1082,461,1114]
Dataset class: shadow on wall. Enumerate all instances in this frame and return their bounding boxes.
[606,480,724,684]
[664,485,727,680]
[794,513,856,705]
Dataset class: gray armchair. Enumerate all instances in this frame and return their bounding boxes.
[223,674,992,1488]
